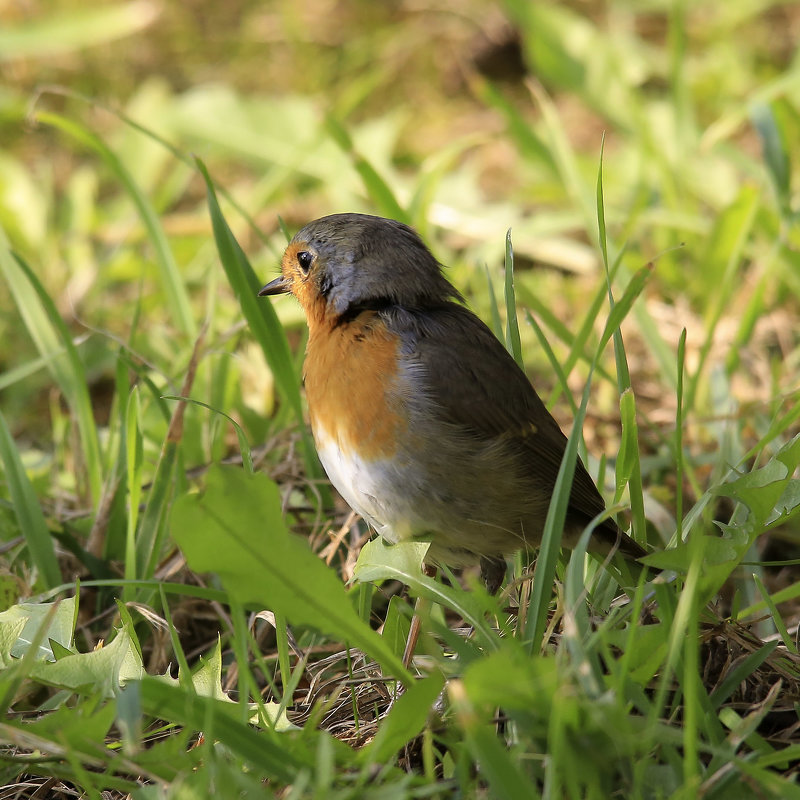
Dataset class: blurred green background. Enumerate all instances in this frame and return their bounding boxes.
[2,0,799,582]
[3,0,800,579]
[4,1,797,434]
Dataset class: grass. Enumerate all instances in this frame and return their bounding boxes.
[1,0,800,797]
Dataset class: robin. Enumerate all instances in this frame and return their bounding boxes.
[259,213,646,594]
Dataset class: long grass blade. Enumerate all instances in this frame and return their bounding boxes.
[196,159,321,484]
[504,229,523,367]
[0,411,61,589]
[124,386,142,589]
[34,111,196,339]
[325,116,408,223]
[525,371,593,651]
[0,234,103,505]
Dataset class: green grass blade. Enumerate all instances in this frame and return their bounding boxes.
[525,371,593,652]
[563,525,604,695]
[34,111,197,339]
[0,344,75,392]
[751,102,791,219]
[504,229,523,367]
[552,274,614,406]
[272,609,292,702]
[617,388,646,541]
[0,234,103,505]
[685,186,759,412]
[515,281,616,389]
[0,411,61,589]
[476,79,557,174]
[752,572,797,653]
[525,309,577,416]
[597,150,646,540]
[353,538,500,652]
[675,329,687,540]
[736,578,800,621]
[632,299,681,392]
[162,395,253,475]
[101,353,133,564]
[158,584,193,690]
[360,673,445,766]
[408,133,487,232]
[449,680,534,799]
[138,332,206,581]
[195,159,321,484]
[709,641,779,710]
[484,265,505,341]
[668,0,696,149]
[596,134,610,272]
[526,79,596,239]
[136,441,178,583]
[136,677,310,782]
[325,116,408,222]
[681,552,701,786]
[597,263,654,353]
[124,387,142,585]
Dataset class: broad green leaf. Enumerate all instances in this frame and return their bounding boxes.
[191,639,296,731]
[185,635,229,702]
[461,645,559,714]
[28,616,144,698]
[641,535,739,574]
[0,618,26,669]
[714,434,800,528]
[767,479,800,528]
[154,635,296,731]
[0,597,76,662]
[171,465,411,684]
[353,537,498,651]
[352,538,429,585]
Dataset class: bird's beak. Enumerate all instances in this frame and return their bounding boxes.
[258,275,292,296]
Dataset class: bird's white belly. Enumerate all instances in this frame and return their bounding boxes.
[314,428,411,544]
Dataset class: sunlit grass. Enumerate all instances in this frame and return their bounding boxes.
[0,0,799,797]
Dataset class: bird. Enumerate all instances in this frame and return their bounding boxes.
[259,213,646,595]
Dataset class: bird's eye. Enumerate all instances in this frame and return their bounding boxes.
[296,251,314,273]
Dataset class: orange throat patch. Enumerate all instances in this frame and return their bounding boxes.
[304,312,407,463]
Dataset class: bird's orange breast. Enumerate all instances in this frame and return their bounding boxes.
[304,313,408,462]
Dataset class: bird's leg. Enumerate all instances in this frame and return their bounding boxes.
[480,556,507,596]
[402,564,437,669]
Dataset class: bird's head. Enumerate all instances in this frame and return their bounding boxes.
[259,213,461,325]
